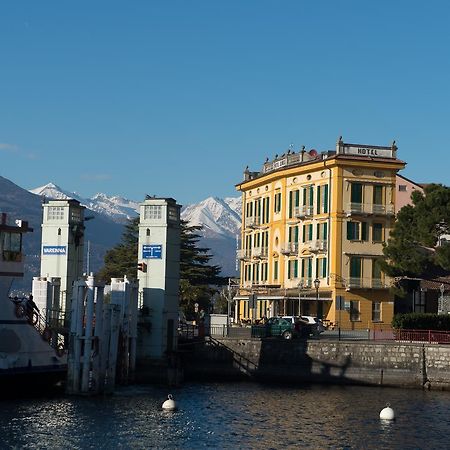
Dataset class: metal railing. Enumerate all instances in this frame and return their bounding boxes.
[394,329,450,344]
[347,277,388,289]
[245,216,261,228]
[346,203,395,216]
[280,242,299,255]
[294,205,314,218]
[236,249,251,260]
[252,247,269,259]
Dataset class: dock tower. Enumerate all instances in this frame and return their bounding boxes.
[38,199,86,313]
[137,197,181,360]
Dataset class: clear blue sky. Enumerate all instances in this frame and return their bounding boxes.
[1,1,449,205]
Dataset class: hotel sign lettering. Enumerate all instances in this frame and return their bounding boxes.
[343,145,394,158]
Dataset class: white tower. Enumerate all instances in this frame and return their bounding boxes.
[40,199,86,313]
[137,197,181,360]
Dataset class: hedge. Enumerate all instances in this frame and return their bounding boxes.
[392,313,450,331]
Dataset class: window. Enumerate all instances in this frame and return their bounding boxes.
[347,221,368,241]
[287,259,298,279]
[318,184,329,214]
[303,223,313,243]
[316,257,327,278]
[288,225,299,243]
[144,205,162,220]
[373,185,384,205]
[372,302,381,322]
[351,183,363,204]
[350,257,362,282]
[372,260,382,287]
[317,222,328,241]
[399,185,407,192]
[168,206,179,222]
[301,258,312,280]
[372,223,383,242]
[274,260,278,280]
[274,192,282,213]
[47,206,64,221]
[350,301,360,321]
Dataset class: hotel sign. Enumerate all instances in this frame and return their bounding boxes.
[342,144,394,158]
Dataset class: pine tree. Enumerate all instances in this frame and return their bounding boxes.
[382,184,450,278]
[97,218,225,317]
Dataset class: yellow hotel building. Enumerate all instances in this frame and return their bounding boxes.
[235,138,405,329]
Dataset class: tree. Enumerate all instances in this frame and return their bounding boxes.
[382,184,450,279]
[97,217,139,281]
[97,218,225,317]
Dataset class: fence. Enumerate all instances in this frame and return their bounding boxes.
[180,323,450,344]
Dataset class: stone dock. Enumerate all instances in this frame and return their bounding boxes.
[180,337,450,390]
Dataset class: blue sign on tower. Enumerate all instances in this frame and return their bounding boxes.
[142,244,163,259]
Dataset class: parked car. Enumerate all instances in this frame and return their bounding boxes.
[301,315,326,333]
[255,317,297,339]
[282,316,315,337]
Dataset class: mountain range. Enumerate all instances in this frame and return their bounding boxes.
[0,177,241,287]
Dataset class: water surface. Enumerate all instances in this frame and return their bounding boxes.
[1,383,449,449]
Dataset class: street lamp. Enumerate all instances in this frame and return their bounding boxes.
[314,278,321,320]
[298,281,304,317]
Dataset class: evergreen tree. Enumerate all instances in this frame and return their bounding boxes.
[382,184,450,278]
[97,218,225,317]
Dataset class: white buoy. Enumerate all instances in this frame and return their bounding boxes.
[162,394,177,411]
[379,403,395,420]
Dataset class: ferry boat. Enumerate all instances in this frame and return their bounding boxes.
[0,213,66,392]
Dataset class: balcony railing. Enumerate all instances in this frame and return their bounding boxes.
[347,277,388,289]
[252,246,268,259]
[346,203,395,216]
[245,216,261,228]
[280,242,299,255]
[308,240,328,253]
[294,205,314,218]
[237,249,251,260]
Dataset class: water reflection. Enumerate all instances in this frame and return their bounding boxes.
[0,383,449,449]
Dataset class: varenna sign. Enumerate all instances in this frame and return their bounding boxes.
[43,246,67,255]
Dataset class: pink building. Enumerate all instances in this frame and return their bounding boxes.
[395,173,424,212]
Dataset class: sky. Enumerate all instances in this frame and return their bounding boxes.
[1,1,450,206]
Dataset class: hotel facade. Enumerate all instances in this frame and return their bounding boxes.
[235,138,405,329]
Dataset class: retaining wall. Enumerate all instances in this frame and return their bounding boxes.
[183,338,450,390]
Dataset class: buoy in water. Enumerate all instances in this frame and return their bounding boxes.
[162,394,177,411]
[379,403,395,420]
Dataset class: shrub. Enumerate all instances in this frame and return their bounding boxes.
[392,313,450,331]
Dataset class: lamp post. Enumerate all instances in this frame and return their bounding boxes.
[314,277,321,320]
[298,281,304,317]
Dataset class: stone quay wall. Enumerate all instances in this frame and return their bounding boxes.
[183,338,450,390]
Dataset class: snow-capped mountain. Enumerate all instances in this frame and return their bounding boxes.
[31,183,139,223]
[180,196,241,237]
[30,182,242,275]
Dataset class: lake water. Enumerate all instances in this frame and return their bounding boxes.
[1,382,450,449]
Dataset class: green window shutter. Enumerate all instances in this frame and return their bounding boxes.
[322,258,327,278]
[309,186,314,206]
[274,260,278,280]
[315,258,319,279]
[308,224,313,241]
[316,223,320,241]
[307,258,312,277]
[303,187,307,206]
[373,223,383,241]
[324,222,328,240]
[288,227,292,243]
[301,258,305,277]
[302,225,306,243]
[317,185,321,213]
[350,257,362,278]
[288,191,293,218]
[295,190,300,207]
[351,183,363,203]
[323,184,329,213]
[294,260,298,278]
[265,198,270,223]
[361,222,368,241]
[373,185,383,205]
[294,226,299,243]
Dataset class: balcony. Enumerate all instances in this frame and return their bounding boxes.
[347,277,388,289]
[298,278,312,288]
[252,246,269,259]
[245,216,261,229]
[294,205,314,219]
[237,249,251,260]
[280,242,299,255]
[308,240,328,253]
[346,203,395,217]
